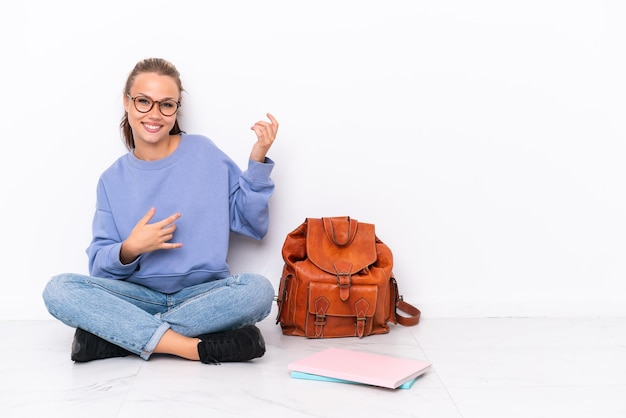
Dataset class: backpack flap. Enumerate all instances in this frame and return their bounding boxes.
[306,217,377,276]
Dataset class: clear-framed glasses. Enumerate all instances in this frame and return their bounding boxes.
[127,94,181,116]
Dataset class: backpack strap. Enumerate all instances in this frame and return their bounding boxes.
[391,277,421,326]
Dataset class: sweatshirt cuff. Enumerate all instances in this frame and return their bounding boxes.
[106,242,141,275]
[246,157,274,180]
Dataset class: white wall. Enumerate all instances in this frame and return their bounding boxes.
[2,0,625,320]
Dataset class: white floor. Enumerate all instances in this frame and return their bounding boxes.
[2,313,625,418]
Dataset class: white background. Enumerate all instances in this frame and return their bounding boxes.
[1,0,625,320]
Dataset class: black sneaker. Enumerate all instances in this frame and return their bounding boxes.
[71,328,133,362]
[197,324,266,365]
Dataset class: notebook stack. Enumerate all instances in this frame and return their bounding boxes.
[287,347,432,390]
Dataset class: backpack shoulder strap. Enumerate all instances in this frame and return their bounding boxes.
[390,277,421,326]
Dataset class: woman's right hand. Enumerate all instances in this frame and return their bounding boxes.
[120,207,182,264]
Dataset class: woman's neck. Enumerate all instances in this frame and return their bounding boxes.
[133,134,181,161]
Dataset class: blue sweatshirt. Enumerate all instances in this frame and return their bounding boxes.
[87,134,275,293]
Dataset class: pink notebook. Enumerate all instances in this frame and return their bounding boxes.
[287,347,431,389]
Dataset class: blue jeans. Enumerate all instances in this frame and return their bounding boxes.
[42,273,275,360]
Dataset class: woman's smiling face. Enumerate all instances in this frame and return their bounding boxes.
[124,72,181,149]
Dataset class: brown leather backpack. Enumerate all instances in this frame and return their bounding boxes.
[275,216,421,338]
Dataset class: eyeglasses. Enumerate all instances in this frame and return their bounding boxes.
[127,94,181,116]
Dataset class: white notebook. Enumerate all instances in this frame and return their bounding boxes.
[287,347,431,389]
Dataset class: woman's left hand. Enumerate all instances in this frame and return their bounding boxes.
[250,113,279,162]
